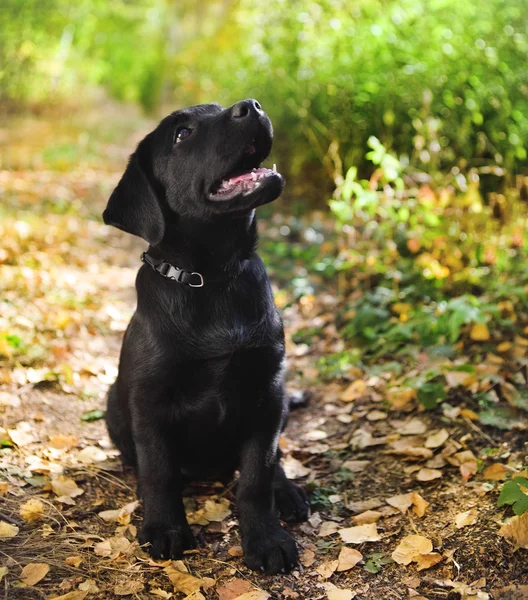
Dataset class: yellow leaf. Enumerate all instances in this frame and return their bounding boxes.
[415,552,443,571]
[51,476,84,499]
[282,456,310,479]
[48,435,79,450]
[497,341,513,352]
[20,562,50,586]
[416,468,443,482]
[424,429,449,449]
[336,547,363,571]
[164,564,204,595]
[386,493,413,514]
[20,498,45,522]
[338,523,380,544]
[352,510,382,525]
[391,535,433,565]
[0,566,8,583]
[391,303,412,315]
[99,501,139,525]
[411,492,429,518]
[455,509,478,528]
[470,323,490,341]
[499,512,528,549]
[114,580,144,595]
[65,556,83,568]
[315,560,338,579]
[324,584,356,600]
[341,379,367,402]
[0,521,19,539]
[483,463,514,481]
[48,593,88,600]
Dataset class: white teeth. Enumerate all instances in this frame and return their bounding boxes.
[272,163,277,172]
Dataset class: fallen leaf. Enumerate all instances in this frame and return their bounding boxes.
[217,578,254,600]
[483,463,515,481]
[48,593,88,600]
[94,536,135,559]
[0,521,19,539]
[341,379,367,402]
[0,483,8,495]
[319,521,339,536]
[76,446,107,464]
[366,410,387,421]
[165,564,205,595]
[352,510,382,525]
[337,547,363,571]
[65,556,82,568]
[0,566,7,583]
[51,476,84,499]
[388,439,433,459]
[49,435,79,450]
[301,548,316,567]
[416,468,443,482]
[499,512,528,549]
[391,535,433,565]
[346,497,383,513]
[342,460,370,473]
[8,421,36,446]
[227,545,244,557]
[282,455,310,479]
[21,562,50,586]
[324,583,356,600]
[424,429,449,449]
[415,552,443,571]
[470,323,490,341]
[316,560,339,578]
[386,493,413,514]
[188,498,231,525]
[20,498,45,522]
[455,509,478,528]
[99,501,139,525]
[411,492,429,518]
[150,590,173,599]
[388,387,417,409]
[114,580,144,595]
[338,523,380,544]
[398,418,427,436]
[78,579,99,593]
[234,592,270,600]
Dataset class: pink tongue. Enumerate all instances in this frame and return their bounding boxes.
[227,168,268,183]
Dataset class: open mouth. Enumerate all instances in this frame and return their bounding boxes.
[207,140,281,202]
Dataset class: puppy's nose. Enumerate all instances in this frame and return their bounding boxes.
[230,99,263,119]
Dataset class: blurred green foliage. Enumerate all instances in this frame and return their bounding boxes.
[2,0,527,189]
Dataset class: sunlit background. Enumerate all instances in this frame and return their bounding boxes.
[1,2,528,595]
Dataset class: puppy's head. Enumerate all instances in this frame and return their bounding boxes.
[103,100,284,245]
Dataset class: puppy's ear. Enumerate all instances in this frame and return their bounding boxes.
[103,153,165,245]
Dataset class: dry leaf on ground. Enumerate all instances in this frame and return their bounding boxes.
[65,556,82,568]
[48,593,88,600]
[499,511,528,549]
[337,547,363,571]
[316,560,339,578]
[99,500,139,525]
[165,564,207,595]
[386,493,413,513]
[114,580,144,595]
[233,592,270,600]
[324,583,356,600]
[188,498,231,525]
[20,562,50,586]
[216,578,254,600]
[319,521,339,536]
[93,536,135,559]
[455,509,478,528]
[352,510,383,525]
[416,468,443,482]
[415,552,443,571]
[0,521,19,539]
[342,460,370,472]
[78,579,99,593]
[424,429,449,448]
[20,498,45,522]
[411,492,430,517]
[391,535,433,566]
[51,476,84,499]
[338,523,380,544]
[282,455,310,479]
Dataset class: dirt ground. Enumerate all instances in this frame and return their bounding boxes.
[0,108,527,600]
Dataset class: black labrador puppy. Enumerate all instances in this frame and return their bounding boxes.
[102,99,309,574]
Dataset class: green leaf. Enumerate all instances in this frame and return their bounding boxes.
[479,406,525,430]
[417,382,447,409]
[81,409,105,422]
[498,477,528,515]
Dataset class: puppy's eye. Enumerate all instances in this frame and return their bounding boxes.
[175,127,192,143]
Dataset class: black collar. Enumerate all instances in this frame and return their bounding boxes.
[141,252,204,287]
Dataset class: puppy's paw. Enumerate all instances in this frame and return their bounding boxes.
[139,522,196,560]
[275,480,310,523]
[244,526,299,574]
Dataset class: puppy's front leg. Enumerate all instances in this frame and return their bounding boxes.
[133,412,195,559]
[238,431,298,573]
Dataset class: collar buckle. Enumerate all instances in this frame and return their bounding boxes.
[189,272,204,288]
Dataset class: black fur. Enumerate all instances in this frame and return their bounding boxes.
[103,100,309,573]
